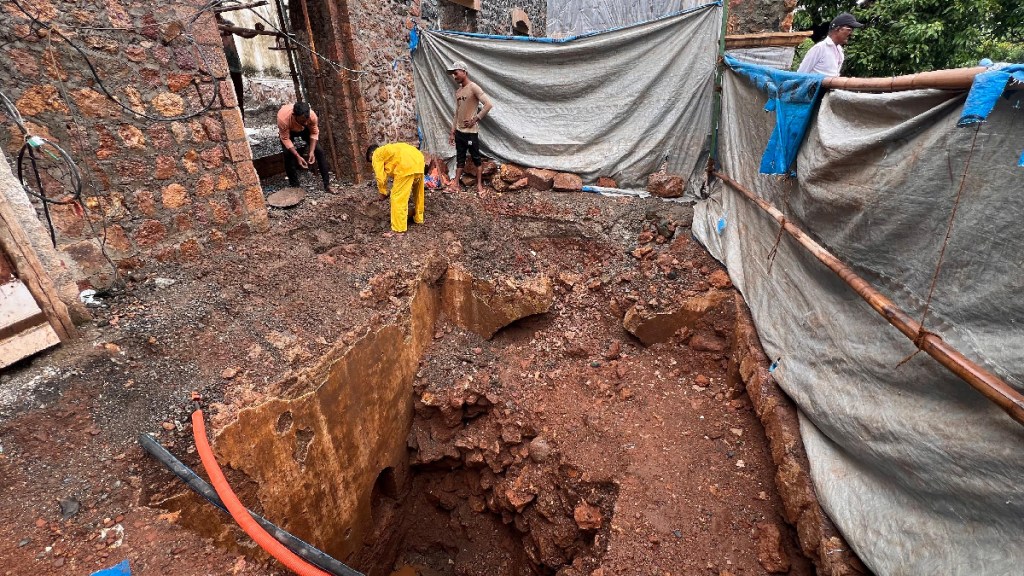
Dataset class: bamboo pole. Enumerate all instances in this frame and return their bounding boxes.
[713,170,1024,427]
[824,67,987,92]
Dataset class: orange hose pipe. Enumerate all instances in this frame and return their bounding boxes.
[191,410,331,576]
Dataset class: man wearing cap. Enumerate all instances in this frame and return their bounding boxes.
[277,101,331,193]
[797,12,864,76]
[446,61,493,195]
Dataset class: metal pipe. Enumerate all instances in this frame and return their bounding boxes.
[712,170,1024,427]
[823,67,987,92]
[297,0,343,185]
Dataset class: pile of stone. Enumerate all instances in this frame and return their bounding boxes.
[458,158,689,198]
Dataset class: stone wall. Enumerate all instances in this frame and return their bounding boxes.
[292,0,547,183]
[728,0,796,34]
[0,0,268,290]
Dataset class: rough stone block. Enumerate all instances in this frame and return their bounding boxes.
[221,109,245,142]
[218,79,237,108]
[155,155,177,179]
[235,160,260,186]
[17,84,69,116]
[133,189,156,217]
[552,172,583,192]
[179,237,202,260]
[194,173,215,197]
[597,176,617,188]
[216,167,239,191]
[134,219,167,247]
[499,163,525,183]
[7,48,39,77]
[243,185,269,232]
[623,289,734,346]
[152,92,185,117]
[199,145,224,169]
[166,73,193,93]
[227,139,252,163]
[465,159,497,178]
[117,124,146,148]
[525,168,556,191]
[647,172,686,198]
[161,183,190,209]
[182,149,200,174]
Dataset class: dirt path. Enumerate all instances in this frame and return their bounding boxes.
[0,175,812,576]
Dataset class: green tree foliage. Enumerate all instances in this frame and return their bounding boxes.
[792,1,1024,76]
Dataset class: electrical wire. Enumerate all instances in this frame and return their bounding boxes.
[7,0,223,122]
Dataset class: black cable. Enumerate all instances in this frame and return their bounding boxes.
[8,0,223,122]
[138,434,364,576]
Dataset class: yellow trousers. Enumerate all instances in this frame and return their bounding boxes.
[388,173,425,232]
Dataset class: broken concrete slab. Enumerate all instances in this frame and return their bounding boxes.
[442,263,553,339]
[623,289,733,346]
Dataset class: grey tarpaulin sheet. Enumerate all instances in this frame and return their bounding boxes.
[546,0,704,38]
[725,47,795,70]
[694,70,1024,575]
[411,4,719,189]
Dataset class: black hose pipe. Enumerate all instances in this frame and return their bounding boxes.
[138,434,364,576]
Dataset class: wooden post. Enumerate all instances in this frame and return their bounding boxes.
[0,191,77,341]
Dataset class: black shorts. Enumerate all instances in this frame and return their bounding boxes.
[454,130,481,168]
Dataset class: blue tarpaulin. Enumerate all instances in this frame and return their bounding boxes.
[724,55,824,175]
[91,560,130,576]
[958,63,1024,166]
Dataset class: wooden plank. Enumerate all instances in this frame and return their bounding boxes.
[0,192,77,340]
[0,281,46,331]
[0,322,60,369]
[0,248,12,281]
[725,31,812,49]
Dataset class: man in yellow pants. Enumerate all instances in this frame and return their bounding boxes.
[366,143,425,233]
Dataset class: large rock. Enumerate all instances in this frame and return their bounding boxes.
[552,172,583,192]
[442,263,554,339]
[525,168,557,191]
[464,159,497,178]
[647,172,686,198]
[499,163,526,182]
[596,176,617,188]
[754,523,791,573]
[623,289,733,346]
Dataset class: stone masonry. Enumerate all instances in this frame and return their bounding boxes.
[0,0,268,290]
[290,0,546,183]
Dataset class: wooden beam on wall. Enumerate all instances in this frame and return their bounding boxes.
[725,31,812,49]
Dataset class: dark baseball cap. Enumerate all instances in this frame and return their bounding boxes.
[831,12,864,29]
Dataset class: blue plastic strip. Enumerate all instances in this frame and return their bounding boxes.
[433,2,721,44]
[409,26,420,53]
[724,55,825,175]
[958,64,1024,166]
[958,65,1024,126]
[91,560,131,576]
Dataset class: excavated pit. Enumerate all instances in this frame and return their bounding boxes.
[139,201,862,576]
